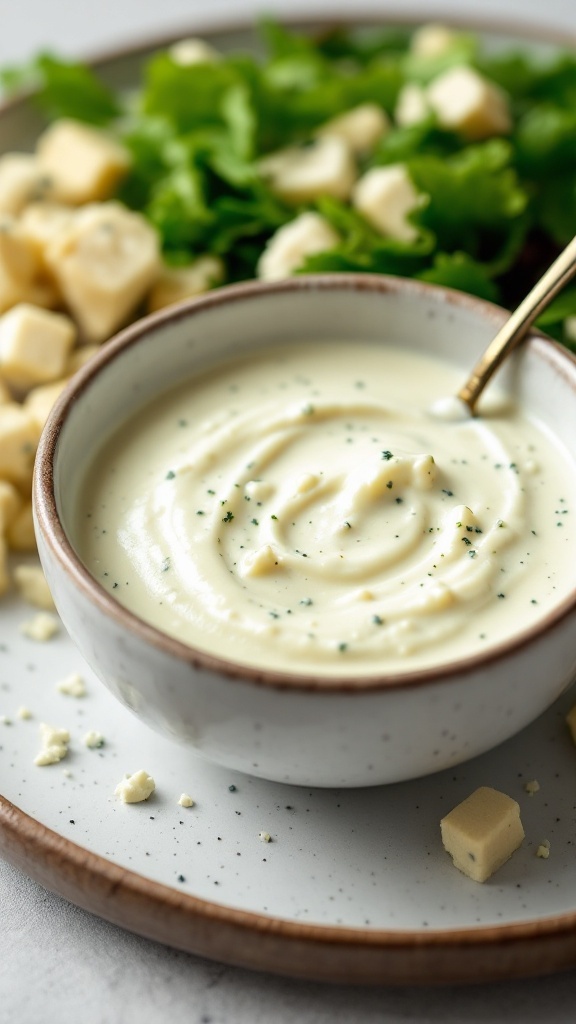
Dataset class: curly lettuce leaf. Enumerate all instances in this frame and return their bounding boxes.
[0,53,119,124]
[407,140,528,254]
[417,251,500,302]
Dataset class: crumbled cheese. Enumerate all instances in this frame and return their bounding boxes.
[0,153,50,216]
[0,303,76,391]
[0,537,9,597]
[0,477,20,532]
[258,830,272,843]
[0,403,39,488]
[317,103,389,155]
[352,164,422,243]
[34,722,70,766]
[566,703,576,744]
[56,672,86,698]
[24,378,68,432]
[178,793,194,807]
[147,255,224,313]
[440,786,524,882]
[6,500,35,552]
[395,83,430,127]
[168,37,222,66]
[17,706,32,720]
[13,564,56,611]
[83,730,104,748]
[410,23,461,58]
[524,779,540,796]
[258,136,357,205]
[46,202,160,343]
[36,119,131,205]
[426,66,512,141]
[536,840,551,859]
[114,769,155,803]
[257,212,340,281]
[20,612,59,641]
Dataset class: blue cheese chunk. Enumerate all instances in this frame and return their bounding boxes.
[114,769,155,803]
[440,786,524,882]
[34,722,70,766]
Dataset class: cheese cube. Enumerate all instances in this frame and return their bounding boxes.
[0,537,9,596]
[37,119,131,205]
[440,786,524,883]
[24,378,68,431]
[0,216,39,283]
[426,66,512,140]
[66,345,99,376]
[168,37,222,65]
[46,203,161,343]
[352,165,422,243]
[0,304,76,390]
[0,218,56,313]
[0,153,52,216]
[147,255,224,313]
[0,405,39,486]
[258,136,357,204]
[257,212,340,281]
[317,104,389,156]
[566,704,576,744]
[410,23,460,58]
[0,479,22,533]
[20,202,74,272]
[6,499,35,550]
[13,564,55,610]
[395,84,431,127]
[114,769,155,803]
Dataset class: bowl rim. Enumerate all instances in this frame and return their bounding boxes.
[34,273,576,694]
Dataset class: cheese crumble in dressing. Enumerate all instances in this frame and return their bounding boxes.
[75,342,575,676]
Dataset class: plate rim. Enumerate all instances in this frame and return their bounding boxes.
[3,791,576,985]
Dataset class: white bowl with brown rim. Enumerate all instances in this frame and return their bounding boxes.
[33,274,576,787]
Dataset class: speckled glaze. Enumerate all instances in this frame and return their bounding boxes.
[33,276,576,786]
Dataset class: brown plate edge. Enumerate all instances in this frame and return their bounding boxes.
[2,793,576,986]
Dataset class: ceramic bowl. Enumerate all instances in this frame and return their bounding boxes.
[33,275,576,787]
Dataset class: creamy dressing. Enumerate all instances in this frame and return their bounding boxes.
[74,341,576,676]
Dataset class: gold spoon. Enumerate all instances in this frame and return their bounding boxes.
[456,234,576,415]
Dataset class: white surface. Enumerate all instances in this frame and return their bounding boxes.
[2,0,576,1019]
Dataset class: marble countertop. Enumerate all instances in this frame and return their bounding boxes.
[2,1,576,1019]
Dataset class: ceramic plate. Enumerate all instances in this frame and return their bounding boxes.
[2,12,576,986]
[2,573,576,984]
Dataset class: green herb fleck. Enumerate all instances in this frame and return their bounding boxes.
[222,510,234,523]
[381,450,393,461]
[165,470,176,480]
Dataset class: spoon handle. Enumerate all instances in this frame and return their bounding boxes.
[458,234,576,412]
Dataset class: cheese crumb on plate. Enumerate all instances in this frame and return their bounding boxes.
[114,769,155,803]
[440,786,524,883]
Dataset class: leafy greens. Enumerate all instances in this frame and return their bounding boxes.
[4,19,576,343]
